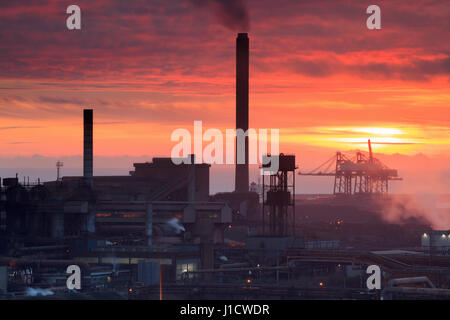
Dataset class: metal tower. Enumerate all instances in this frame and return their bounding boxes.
[261,154,296,236]
[56,161,64,181]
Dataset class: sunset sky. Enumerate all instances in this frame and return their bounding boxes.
[0,0,449,193]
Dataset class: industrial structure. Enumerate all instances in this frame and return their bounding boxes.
[261,154,296,237]
[0,33,449,300]
[299,140,402,195]
[421,230,450,253]
[235,33,250,194]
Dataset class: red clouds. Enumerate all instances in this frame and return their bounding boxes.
[0,0,448,158]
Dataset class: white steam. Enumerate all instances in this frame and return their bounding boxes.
[25,287,54,297]
[167,218,186,234]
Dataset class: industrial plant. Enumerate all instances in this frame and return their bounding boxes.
[0,33,449,300]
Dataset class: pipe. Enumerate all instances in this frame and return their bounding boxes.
[18,245,69,252]
[383,287,450,297]
[388,276,436,288]
[0,258,90,273]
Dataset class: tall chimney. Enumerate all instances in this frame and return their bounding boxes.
[83,109,93,187]
[235,33,249,193]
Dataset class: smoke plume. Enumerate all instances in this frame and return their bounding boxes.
[189,0,250,31]
[25,287,54,297]
[167,218,186,234]
[375,194,450,230]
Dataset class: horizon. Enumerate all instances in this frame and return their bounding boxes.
[0,1,449,202]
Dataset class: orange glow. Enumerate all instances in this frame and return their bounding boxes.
[348,128,404,136]
[0,1,448,192]
[282,123,449,155]
[96,213,112,217]
[122,213,142,218]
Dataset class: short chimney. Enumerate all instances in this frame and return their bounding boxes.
[83,109,93,187]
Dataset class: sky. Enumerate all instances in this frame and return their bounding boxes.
[0,0,449,194]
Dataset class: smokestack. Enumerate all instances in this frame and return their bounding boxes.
[235,33,249,193]
[83,109,93,187]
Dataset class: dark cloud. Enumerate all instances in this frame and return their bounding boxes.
[286,56,450,80]
[38,96,86,105]
[0,0,447,82]
[0,0,447,123]
[189,0,250,31]
[349,57,450,81]
[289,58,336,77]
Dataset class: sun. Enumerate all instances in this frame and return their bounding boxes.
[351,127,403,136]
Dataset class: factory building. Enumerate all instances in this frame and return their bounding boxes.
[421,230,450,253]
[1,33,449,300]
[0,106,234,291]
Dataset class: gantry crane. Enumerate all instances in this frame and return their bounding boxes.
[298,140,402,195]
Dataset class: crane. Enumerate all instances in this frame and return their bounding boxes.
[298,140,402,195]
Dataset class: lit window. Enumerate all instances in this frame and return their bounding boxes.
[176,261,198,280]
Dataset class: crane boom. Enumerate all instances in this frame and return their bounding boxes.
[298,138,402,195]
